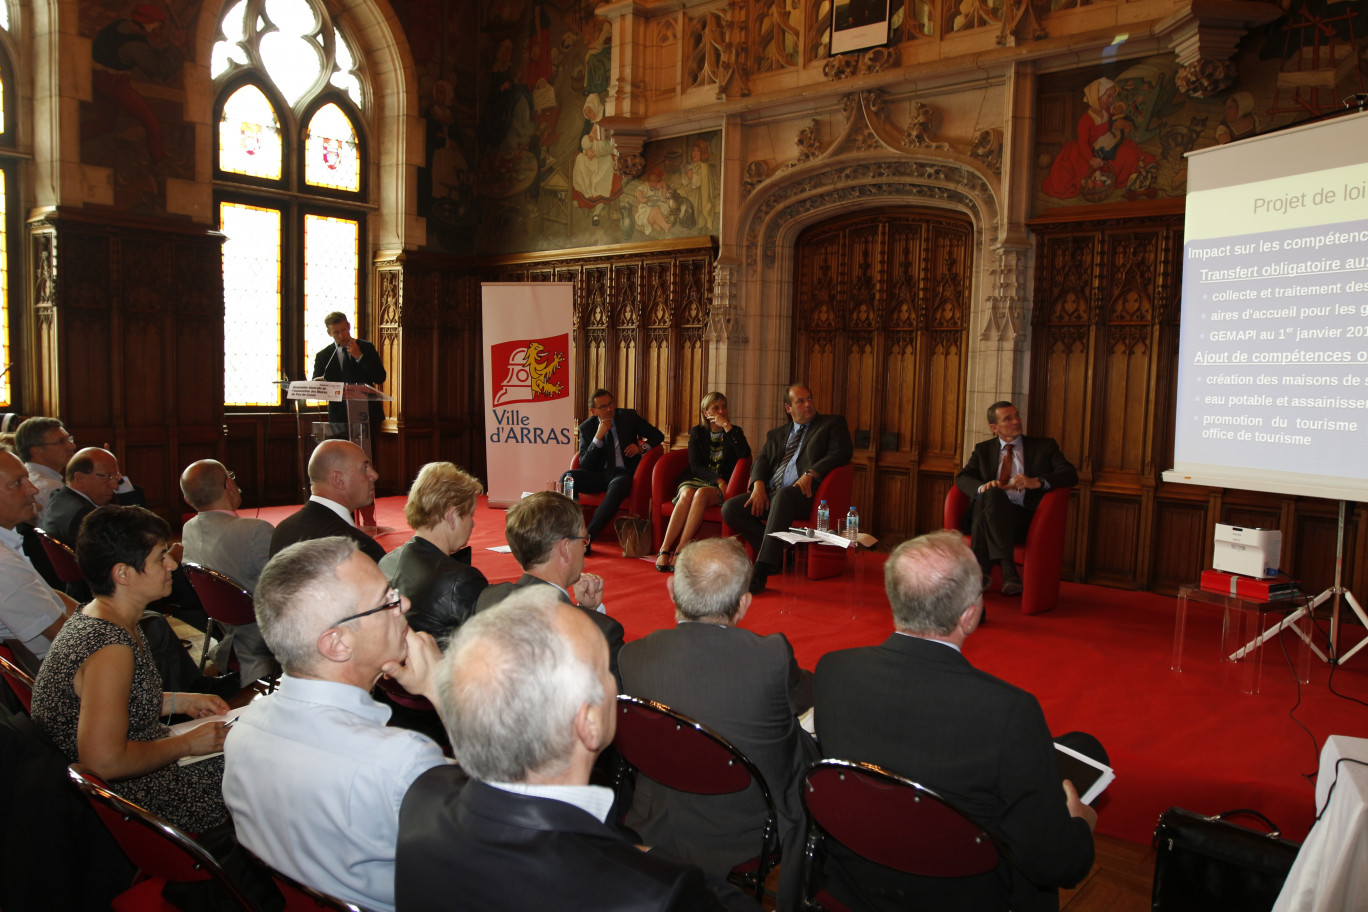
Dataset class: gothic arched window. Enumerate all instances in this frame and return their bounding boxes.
[212,0,369,407]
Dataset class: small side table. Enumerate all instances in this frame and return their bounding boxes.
[778,535,868,618]
[1173,586,1316,694]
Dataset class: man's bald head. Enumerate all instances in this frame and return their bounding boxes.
[180,459,239,512]
[65,447,121,506]
[308,440,378,511]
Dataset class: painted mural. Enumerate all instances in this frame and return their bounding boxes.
[78,1,199,215]
[1033,0,1368,213]
[414,0,722,256]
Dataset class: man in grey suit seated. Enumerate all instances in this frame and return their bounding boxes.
[620,537,817,912]
[179,459,277,682]
[474,490,622,685]
[395,587,753,912]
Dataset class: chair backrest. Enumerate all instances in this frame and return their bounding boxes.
[800,463,855,527]
[182,562,259,626]
[249,851,373,912]
[67,764,264,911]
[650,448,692,512]
[33,528,83,584]
[613,694,766,797]
[801,759,1002,878]
[0,645,36,712]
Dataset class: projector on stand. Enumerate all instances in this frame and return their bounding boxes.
[1212,524,1281,579]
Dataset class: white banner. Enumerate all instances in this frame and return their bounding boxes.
[481,283,576,506]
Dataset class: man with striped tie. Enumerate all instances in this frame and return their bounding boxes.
[954,401,1076,596]
[721,385,852,594]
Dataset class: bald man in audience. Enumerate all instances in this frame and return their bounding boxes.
[814,530,1100,912]
[224,537,446,912]
[396,588,753,912]
[179,459,276,681]
[269,439,385,562]
[620,537,817,912]
[15,416,77,515]
[42,447,123,549]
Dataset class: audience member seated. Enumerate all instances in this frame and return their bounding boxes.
[474,490,623,685]
[31,506,231,833]
[654,392,750,572]
[269,439,385,562]
[814,530,1101,912]
[42,447,123,549]
[566,388,664,543]
[15,416,77,516]
[954,401,1077,596]
[180,459,277,682]
[379,462,487,646]
[721,385,852,593]
[224,536,446,912]
[396,587,754,912]
[0,451,79,660]
[621,537,817,912]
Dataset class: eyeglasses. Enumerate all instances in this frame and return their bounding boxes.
[225,471,236,483]
[331,587,403,626]
[566,534,590,547]
[36,436,75,448]
[90,472,123,481]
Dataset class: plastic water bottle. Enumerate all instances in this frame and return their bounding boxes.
[845,507,859,540]
[562,474,575,501]
[816,500,829,533]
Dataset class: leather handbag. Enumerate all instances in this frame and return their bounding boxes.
[1151,806,1300,912]
[613,514,650,559]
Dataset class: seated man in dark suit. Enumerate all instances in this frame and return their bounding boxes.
[41,447,123,548]
[720,385,852,593]
[269,439,386,563]
[814,530,1101,912]
[474,490,622,685]
[565,388,664,544]
[954,401,1077,595]
[396,587,753,912]
[620,537,817,912]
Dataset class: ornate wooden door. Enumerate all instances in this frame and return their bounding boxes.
[792,208,973,542]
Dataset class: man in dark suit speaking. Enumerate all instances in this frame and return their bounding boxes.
[312,311,387,443]
[954,401,1076,595]
[566,388,664,542]
[721,385,852,593]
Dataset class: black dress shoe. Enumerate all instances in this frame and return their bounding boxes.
[748,562,775,594]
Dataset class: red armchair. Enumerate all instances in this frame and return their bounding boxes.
[650,449,753,552]
[569,445,663,540]
[789,464,856,580]
[943,485,1070,615]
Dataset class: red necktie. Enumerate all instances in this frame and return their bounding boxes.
[998,444,1014,487]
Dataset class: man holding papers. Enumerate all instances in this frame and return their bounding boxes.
[814,530,1104,912]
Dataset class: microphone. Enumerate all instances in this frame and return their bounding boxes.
[314,343,341,380]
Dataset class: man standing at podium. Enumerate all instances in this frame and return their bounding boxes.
[312,311,387,444]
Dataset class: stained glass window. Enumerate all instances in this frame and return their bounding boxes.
[220,202,283,406]
[214,0,369,408]
[303,214,359,366]
[305,104,360,191]
[220,85,283,180]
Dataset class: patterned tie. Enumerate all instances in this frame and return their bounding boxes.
[770,424,806,491]
[998,443,1014,487]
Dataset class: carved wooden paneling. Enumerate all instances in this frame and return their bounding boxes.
[794,209,971,539]
[1086,495,1142,584]
[1151,498,1209,591]
[28,209,225,527]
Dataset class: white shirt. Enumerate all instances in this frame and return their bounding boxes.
[223,674,447,912]
[0,524,66,658]
[24,463,63,515]
[308,494,356,527]
[489,781,616,823]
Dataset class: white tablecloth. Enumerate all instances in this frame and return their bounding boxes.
[1272,735,1368,912]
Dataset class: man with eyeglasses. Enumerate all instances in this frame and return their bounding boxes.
[14,416,77,515]
[223,536,447,912]
[179,459,277,682]
[42,447,125,552]
[474,490,623,686]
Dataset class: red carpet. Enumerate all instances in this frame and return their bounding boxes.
[249,496,1368,848]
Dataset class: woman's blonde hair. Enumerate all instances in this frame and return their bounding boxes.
[405,462,483,530]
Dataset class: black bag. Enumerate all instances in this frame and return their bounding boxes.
[1151,806,1300,912]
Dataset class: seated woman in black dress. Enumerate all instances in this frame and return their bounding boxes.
[379,462,488,646]
[32,505,230,832]
[655,391,751,571]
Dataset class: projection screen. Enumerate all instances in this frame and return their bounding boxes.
[1165,110,1368,502]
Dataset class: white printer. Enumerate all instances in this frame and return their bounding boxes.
[1212,524,1282,579]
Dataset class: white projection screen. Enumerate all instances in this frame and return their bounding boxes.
[1165,111,1368,502]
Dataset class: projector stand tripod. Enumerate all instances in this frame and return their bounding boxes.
[1231,501,1368,666]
